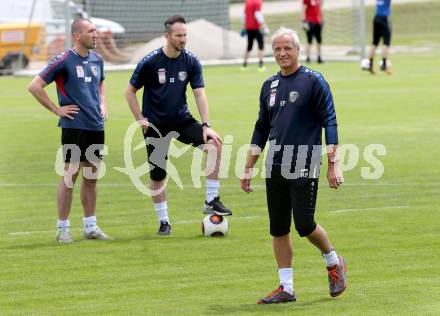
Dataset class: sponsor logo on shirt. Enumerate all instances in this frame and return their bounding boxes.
[158,68,166,84]
[178,71,187,82]
[76,65,84,78]
[289,91,299,103]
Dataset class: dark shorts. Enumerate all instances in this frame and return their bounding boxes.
[305,22,323,44]
[61,128,104,164]
[372,15,392,46]
[246,29,264,51]
[143,118,205,181]
[265,168,319,237]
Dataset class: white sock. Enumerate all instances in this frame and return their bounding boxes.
[278,268,294,294]
[57,219,70,230]
[83,216,97,234]
[323,250,339,267]
[205,179,219,203]
[154,201,169,223]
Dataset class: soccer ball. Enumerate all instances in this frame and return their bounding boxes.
[201,214,228,237]
[360,58,370,70]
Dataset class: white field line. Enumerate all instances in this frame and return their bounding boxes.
[7,215,260,236]
[331,205,409,213]
[9,228,82,235]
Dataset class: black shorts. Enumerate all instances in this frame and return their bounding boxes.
[372,15,392,46]
[305,22,323,44]
[265,168,319,237]
[246,29,264,51]
[61,128,104,164]
[143,118,205,181]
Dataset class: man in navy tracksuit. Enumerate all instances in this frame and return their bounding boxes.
[28,18,112,243]
[125,15,232,236]
[241,27,347,304]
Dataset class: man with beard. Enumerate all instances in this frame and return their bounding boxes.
[125,15,233,236]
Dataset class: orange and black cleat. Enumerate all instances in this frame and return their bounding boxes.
[327,256,347,297]
[257,285,297,304]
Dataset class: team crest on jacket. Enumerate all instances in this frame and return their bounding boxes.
[289,91,299,103]
[91,66,98,77]
[158,68,166,84]
[178,71,187,82]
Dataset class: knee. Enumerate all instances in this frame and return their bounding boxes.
[62,170,79,189]
[150,168,167,181]
[82,177,98,186]
[206,139,222,153]
[270,222,291,237]
[294,214,317,237]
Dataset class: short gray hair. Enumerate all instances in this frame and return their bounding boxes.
[271,26,301,49]
[71,17,93,35]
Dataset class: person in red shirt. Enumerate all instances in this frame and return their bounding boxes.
[302,0,324,63]
[241,0,268,72]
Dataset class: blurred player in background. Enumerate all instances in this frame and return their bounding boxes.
[125,15,233,236]
[368,0,392,74]
[302,0,324,63]
[241,0,269,72]
[28,18,112,243]
[241,27,347,304]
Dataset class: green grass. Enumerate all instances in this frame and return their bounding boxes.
[1,52,440,315]
[231,1,440,47]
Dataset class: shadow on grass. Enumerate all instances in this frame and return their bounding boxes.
[208,297,332,314]
[3,241,62,250]
[3,232,208,248]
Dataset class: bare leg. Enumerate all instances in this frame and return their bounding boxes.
[381,45,389,59]
[258,49,264,66]
[151,179,167,203]
[243,50,250,67]
[306,224,333,254]
[368,45,377,74]
[380,45,392,74]
[205,139,221,180]
[57,163,80,220]
[368,45,377,59]
[80,161,100,217]
[306,43,311,62]
[273,234,293,268]
[80,178,97,217]
[317,43,323,62]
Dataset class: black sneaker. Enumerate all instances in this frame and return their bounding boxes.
[257,285,297,304]
[157,221,171,236]
[317,56,324,64]
[204,196,232,216]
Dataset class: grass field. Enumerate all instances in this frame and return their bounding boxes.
[1,52,440,315]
